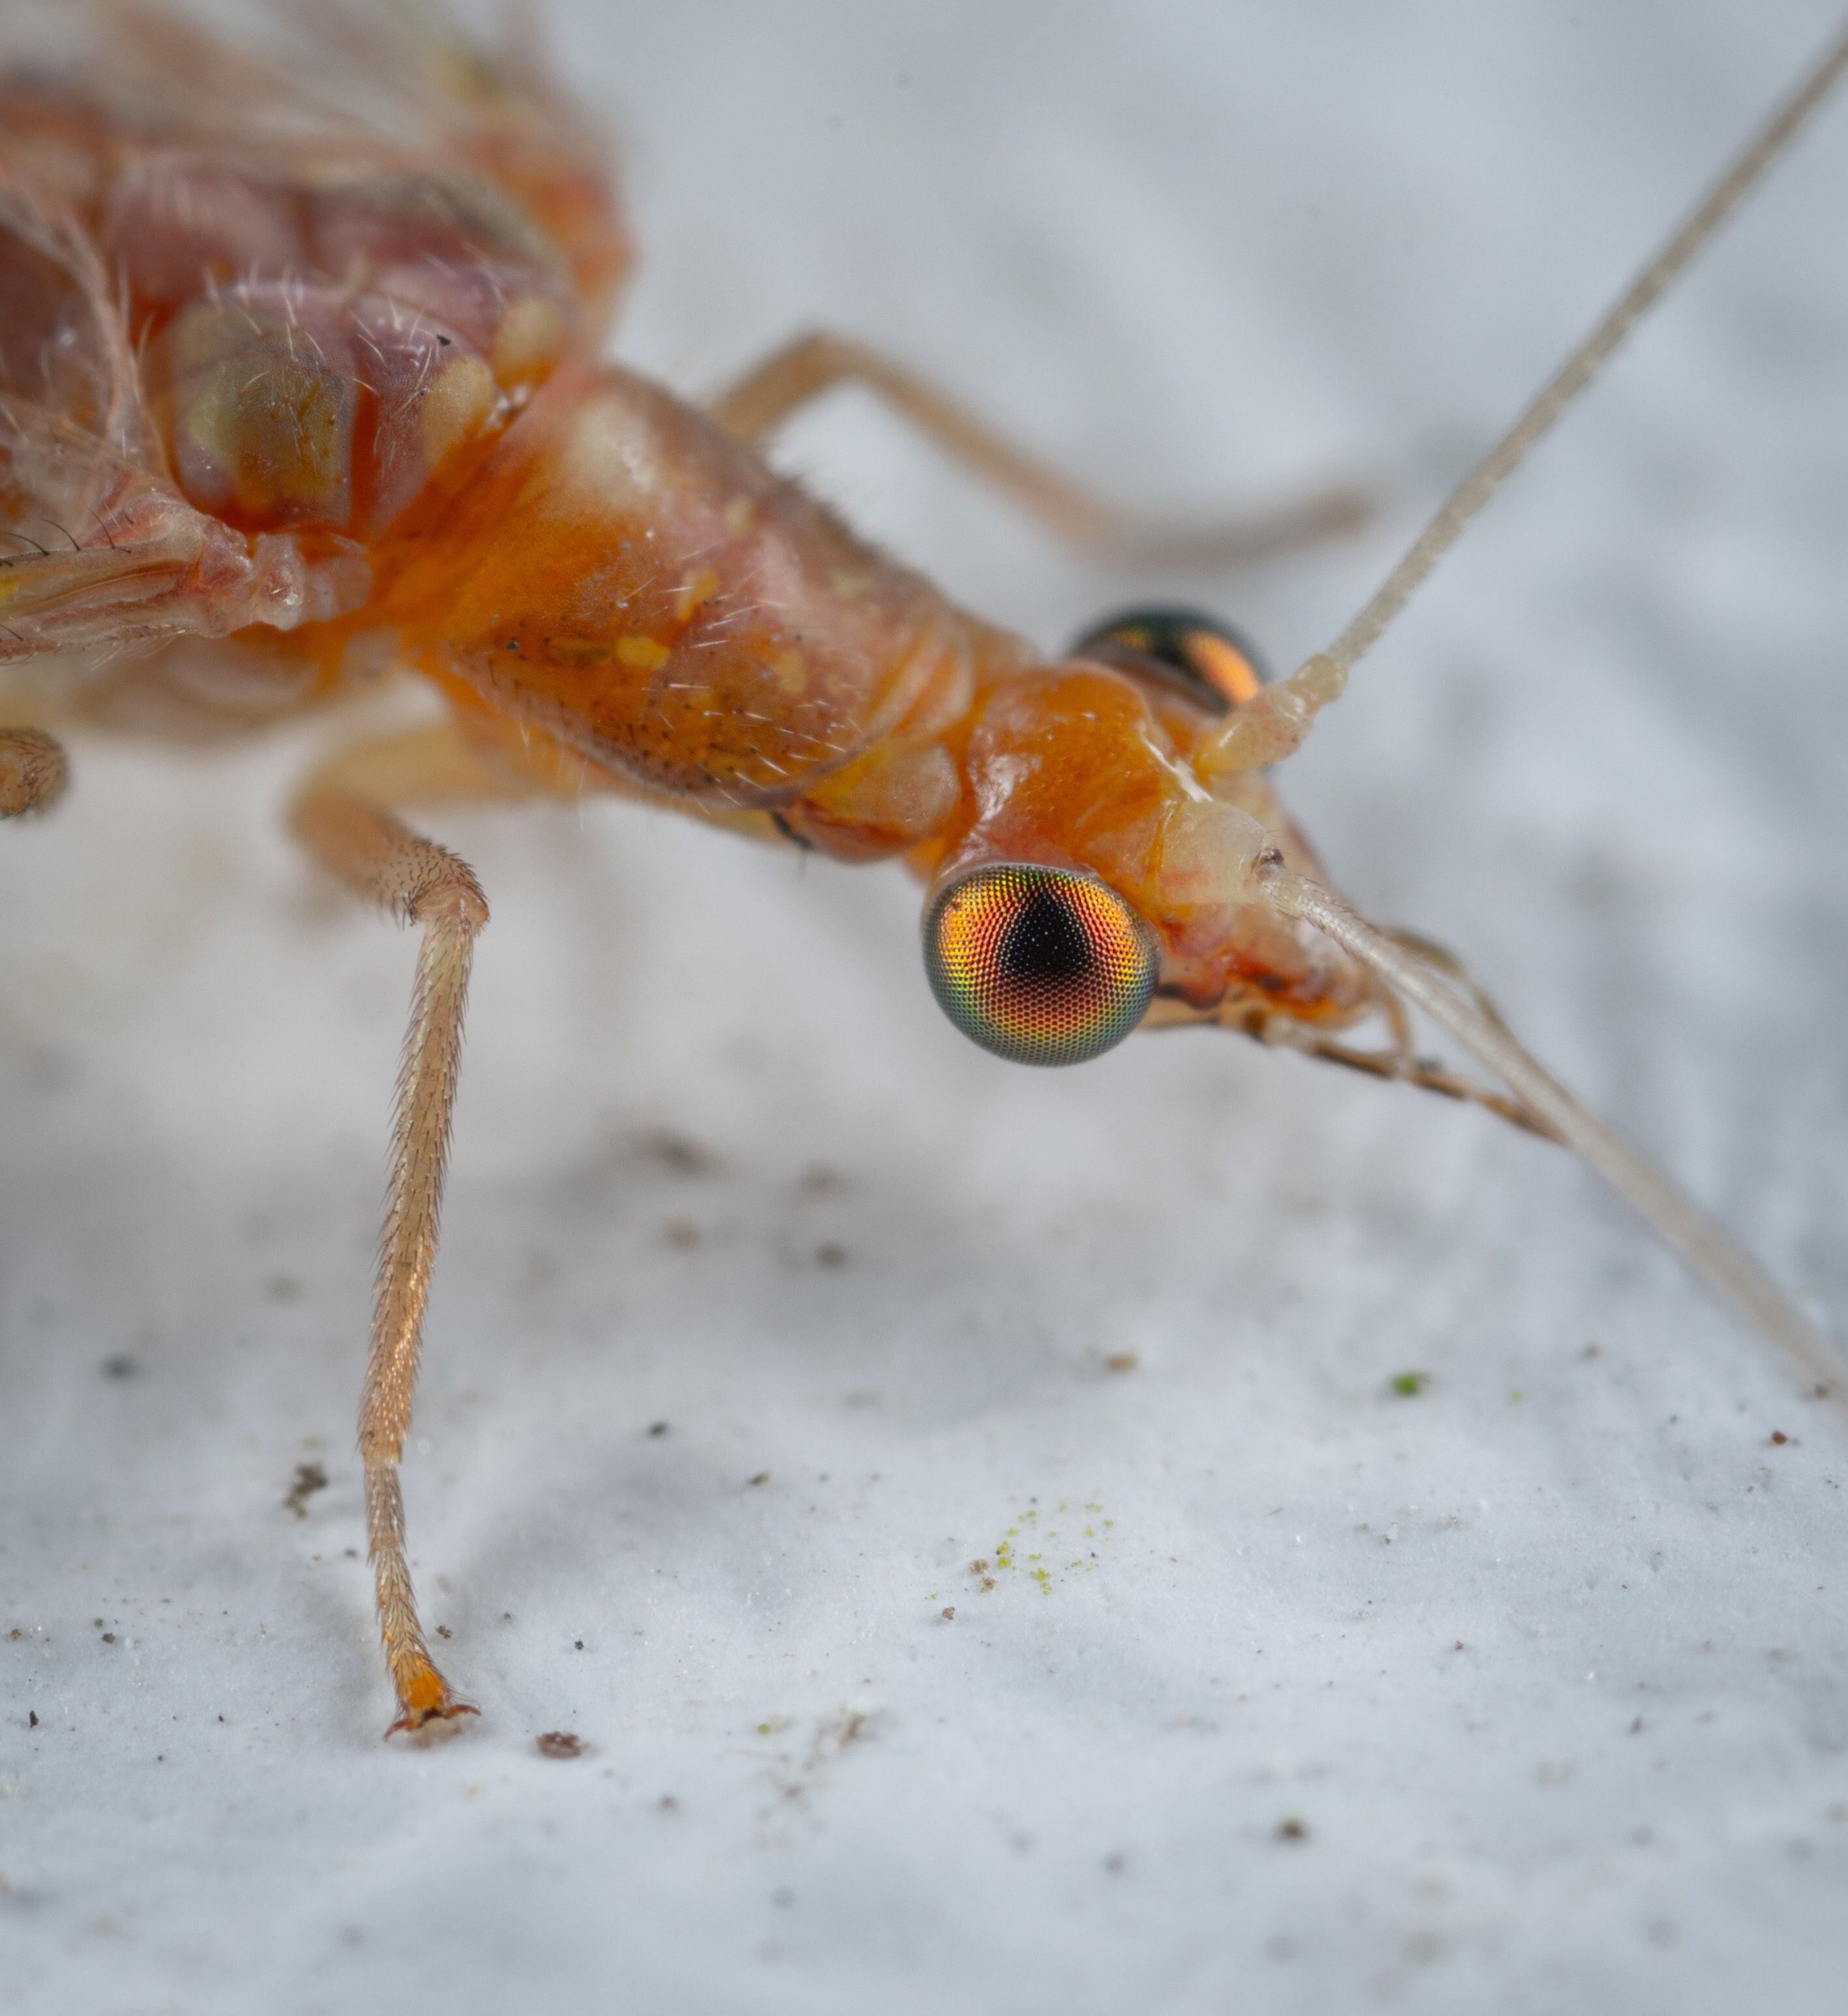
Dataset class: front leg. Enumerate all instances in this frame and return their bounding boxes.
[291,747,495,1738]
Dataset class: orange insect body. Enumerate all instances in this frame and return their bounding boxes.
[7,5,1838,1735]
[0,6,1365,1048]
[369,359,1364,1028]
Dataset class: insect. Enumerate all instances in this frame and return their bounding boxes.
[1,5,1841,1740]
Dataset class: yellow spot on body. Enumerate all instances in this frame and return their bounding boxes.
[673,567,721,623]
[771,649,807,695]
[419,355,498,469]
[615,635,671,669]
[828,568,873,600]
[491,295,570,387]
[723,496,755,536]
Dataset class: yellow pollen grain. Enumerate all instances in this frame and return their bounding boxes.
[673,567,721,623]
[615,634,671,670]
[771,649,807,695]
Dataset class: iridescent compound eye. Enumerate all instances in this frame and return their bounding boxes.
[1068,605,1270,714]
[924,863,1159,1067]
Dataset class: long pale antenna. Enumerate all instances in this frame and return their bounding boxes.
[1204,15,1848,777]
[1261,866,1839,1399]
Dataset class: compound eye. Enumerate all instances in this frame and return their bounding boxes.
[1069,605,1269,713]
[924,863,1158,1067]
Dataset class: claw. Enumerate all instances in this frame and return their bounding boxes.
[383,1659,479,1741]
[385,1698,480,1743]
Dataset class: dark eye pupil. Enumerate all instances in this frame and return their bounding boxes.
[1001,887,1092,986]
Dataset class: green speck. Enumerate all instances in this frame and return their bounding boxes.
[1390,1370,1431,1397]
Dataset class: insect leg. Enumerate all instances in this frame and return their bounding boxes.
[708,330,1369,567]
[290,745,497,1738]
[0,728,67,816]
[1250,1011,1555,1140]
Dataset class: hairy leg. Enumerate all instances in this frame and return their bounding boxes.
[290,726,514,1737]
[708,329,1369,569]
[1255,1016,1555,1140]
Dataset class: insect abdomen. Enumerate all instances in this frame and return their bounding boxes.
[380,363,1014,818]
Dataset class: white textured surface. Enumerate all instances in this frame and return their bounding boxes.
[5,5,1848,2011]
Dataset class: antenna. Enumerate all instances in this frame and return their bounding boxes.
[1205,16,1848,778]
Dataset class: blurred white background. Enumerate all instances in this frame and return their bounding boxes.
[4,4,1847,2011]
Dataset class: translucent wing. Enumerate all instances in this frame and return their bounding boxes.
[0,1,631,664]
[0,1,630,324]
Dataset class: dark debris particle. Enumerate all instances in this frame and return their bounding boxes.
[1390,1371,1431,1397]
[101,1354,138,1379]
[574,1639,585,1651]
[940,1607,956,1621]
[1103,1352,1139,1374]
[748,1472,770,1487]
[535,1730,585,1760]
[101,1634,117,1645]
[637,1128,718,1178]
[435,1625,452,1640]
[659,1794,679,1811]
[284,1462,330,1519]
[28,1711,37,1728]
[1771,1430,1791,1446]
[814,1242,848,1269]
[647,1421,670,1438]
[1276,1816,1309,1842]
